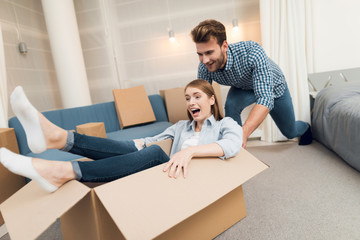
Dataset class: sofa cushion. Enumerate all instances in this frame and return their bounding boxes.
[107,121,172,140]
[26,149,84,161]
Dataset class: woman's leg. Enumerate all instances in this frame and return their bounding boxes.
[64,132,138,160]
[0,147,75,192]
[10,86,139,159]
[10,86,67,152]
[74,145,170,182]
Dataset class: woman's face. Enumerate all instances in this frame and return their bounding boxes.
[185,87,215,123]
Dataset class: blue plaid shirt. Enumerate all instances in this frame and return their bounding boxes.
[197,40,286,111]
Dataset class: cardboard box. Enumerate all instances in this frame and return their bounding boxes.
[113,86,156,129]
[0,140,268,240]
[159,87,187,124]
[76,122,107,138]
[0,128,19,154]
[160,82,224,124]
[0,128,26,226]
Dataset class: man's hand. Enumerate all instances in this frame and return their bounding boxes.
[241,124,252,149]
[163,148,193,179]
[242,104,269,148]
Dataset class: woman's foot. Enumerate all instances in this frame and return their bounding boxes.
[0,148,76,192]
[10,86,67,153]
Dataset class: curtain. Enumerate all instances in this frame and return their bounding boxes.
[0,24,8,128]
[260,0,312,142]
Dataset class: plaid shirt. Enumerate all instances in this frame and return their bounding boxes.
[197,40,286,111]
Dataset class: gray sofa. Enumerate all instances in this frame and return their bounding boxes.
[8,94,172,161]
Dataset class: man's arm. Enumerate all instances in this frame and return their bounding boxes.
[242,104,269,148]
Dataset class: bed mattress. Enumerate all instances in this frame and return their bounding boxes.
[312,82,360,171]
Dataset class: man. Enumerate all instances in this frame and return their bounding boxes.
[190,19,312,148]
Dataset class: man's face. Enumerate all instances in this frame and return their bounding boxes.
[195,37,228,72]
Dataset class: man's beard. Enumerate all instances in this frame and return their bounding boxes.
[216,52,226,70]
[209,52,226,72]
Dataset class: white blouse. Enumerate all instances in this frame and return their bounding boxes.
[181,131,200,150]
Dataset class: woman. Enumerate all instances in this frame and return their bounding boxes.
[0,79,242,193]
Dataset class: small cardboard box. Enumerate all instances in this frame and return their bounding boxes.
[160,82,224,124]
[0,140,268,240]
[0,128,26,226]
[113,86,156,129]
[76,122,107,138]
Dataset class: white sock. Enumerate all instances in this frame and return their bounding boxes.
[10,86,46,153]
[0,148,58,193]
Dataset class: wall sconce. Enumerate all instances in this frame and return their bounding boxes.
[232,18,239,32]
[18,42,28,55]
[168,30,175,42]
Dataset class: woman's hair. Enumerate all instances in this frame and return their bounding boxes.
[185,79,223,121]
[190,19,227,46]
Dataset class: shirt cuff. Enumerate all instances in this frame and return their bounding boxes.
[256,98,274,111]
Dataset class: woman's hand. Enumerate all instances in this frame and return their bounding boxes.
[133,139,145,150]
[163,148,194,179]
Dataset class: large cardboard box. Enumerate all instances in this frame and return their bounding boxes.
[76,122,107,138]
[0,128,26,226]
[113,86,156,129]
[160,82,224,124]
[0,140,268,240]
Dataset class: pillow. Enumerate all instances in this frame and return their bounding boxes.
[113,85,156,129]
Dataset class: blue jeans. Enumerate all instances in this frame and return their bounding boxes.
[65,132,170,182]
[225,86,308,139]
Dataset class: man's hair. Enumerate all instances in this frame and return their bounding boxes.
[190,19,227,46]
[184,79,223,121]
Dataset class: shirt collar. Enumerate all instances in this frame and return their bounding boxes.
[223,47,233,71]
[188,115,216,131]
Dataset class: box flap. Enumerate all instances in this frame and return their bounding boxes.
[0,180,90,240]
[94,149,268,239]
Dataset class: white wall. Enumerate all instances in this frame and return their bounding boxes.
[0,0,61,115]
[312,0,360,73]
[74,0,261,104]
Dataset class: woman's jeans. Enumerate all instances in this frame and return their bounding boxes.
[225,86,308,139]
[64,132,170,182]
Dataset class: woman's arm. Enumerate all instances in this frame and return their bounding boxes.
[215,117,243,159]
[163,143,224,179]
[133,122,179,150]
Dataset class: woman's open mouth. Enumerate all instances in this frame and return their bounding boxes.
[191,108,200,117]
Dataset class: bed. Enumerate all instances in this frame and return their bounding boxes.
[310,68,360,172]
